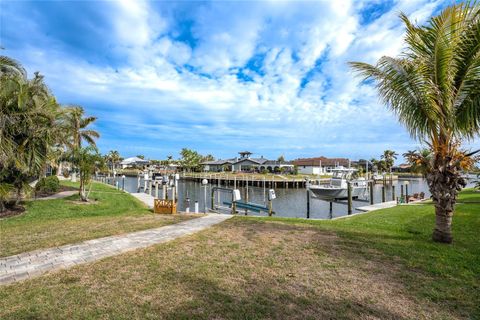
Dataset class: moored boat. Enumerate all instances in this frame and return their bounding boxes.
[308,168,367,201]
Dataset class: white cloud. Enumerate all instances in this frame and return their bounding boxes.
[6,0,473,159]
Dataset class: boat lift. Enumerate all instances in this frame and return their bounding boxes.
[210,186,276,216]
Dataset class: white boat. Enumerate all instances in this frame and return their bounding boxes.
[308,168,368,201]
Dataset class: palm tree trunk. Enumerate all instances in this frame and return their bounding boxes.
[427,155,467,244]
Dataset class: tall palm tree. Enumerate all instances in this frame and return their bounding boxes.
[63,105,99,150]
[381,150,398,173]
[350,3,480,243]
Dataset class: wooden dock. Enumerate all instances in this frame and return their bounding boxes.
[180,173,330,189]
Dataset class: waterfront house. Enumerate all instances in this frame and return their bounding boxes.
[120,156,150,169]
[293,157,350,175]
[202,151,294,173]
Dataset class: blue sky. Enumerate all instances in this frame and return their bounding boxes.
[2,0,477,161]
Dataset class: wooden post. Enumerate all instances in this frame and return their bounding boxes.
[401,185,404,201]
[268,200,273,217]
[149,180,153,196]
[244,188,248,215]
[306,189,310,219]
[382,186,386,203]
[391,185,395,201]
[137,175,140,191]
[369,181,374,205]
[144,179,147,193]
[162,184,167,200]
[155,182,159,198]
[347,181,352,215]
[232,201,237,215]
[329,202,333,219]
[211,188,215,210]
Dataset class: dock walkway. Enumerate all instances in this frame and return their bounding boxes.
[131,192,156,208]
[356,201,397,212]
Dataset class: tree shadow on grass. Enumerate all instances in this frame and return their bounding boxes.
[162,271,409,320]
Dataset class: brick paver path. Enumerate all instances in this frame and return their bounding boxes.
[0,214,231,285]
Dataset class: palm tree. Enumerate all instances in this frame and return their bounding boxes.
[107,150,121,172]
[0,57,61,208]
[381,150,398,173]
[350,3,480,243]
[403,149,433,176]
[63,105,99,149]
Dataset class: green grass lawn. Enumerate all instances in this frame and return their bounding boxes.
[0,188,478,319]
[258,188,480,318]
[0,181,193,257]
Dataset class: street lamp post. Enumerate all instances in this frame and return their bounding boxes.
[202,178,208,213]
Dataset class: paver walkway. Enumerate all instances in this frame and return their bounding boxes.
[0,214,232,285]
[35,190,77,200]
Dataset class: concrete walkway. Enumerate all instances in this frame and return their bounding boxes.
[130,192,156,208]
[356,200,397,212]
[0,214,232,285]
[35,190,77,200]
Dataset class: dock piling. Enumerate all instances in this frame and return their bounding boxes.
[369,181,374,205]
[306,189,310,219]
[347,182,352,215]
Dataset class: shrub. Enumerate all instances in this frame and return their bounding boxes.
[36,176,60,194]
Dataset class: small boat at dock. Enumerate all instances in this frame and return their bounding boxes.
[308,168,367,201]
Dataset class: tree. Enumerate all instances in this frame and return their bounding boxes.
[403,149,432,175]
[1,56,61,210]
[370,158,379,172]
[381,150,398,173]
[63,105,99,149]
[136,155,145,160]
[106,150,121,171]
[68,147,105,201]
[277,155,285,162]
[202,154,215,162]
[350,3,480,243]
[180,148,203,172]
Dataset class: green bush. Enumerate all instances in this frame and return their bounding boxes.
[36,176,60,194]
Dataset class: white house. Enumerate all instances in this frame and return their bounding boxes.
[120,157,150,169]
[293,157,350,175]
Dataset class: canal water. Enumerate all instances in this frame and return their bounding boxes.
[110,176,476,219]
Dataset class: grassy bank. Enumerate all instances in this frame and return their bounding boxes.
[0,181,192,257]
[0,189,478,319]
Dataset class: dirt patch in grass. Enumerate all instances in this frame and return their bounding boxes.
[34,185,78,198]
[0,218,458,319]
[0,206,25,219]
[68,200,99,205]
